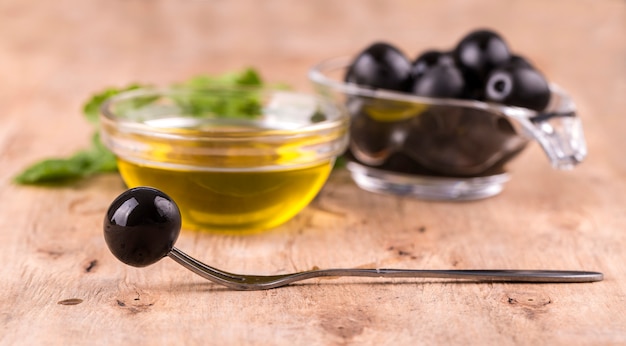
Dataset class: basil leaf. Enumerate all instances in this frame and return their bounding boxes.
[13,68,315,186]
[83,84,145,124]
[173,68,264,118]
[13,133,118,184]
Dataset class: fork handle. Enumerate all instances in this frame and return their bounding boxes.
[168,248,603,291]
[298,268,603,283]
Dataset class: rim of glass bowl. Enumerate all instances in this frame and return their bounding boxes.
[99,87,350,172]
[308,56,576,120]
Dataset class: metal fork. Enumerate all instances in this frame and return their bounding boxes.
[167,248,603,291]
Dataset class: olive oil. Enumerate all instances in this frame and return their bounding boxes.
[101,89,348,233]
[110,116,342,233]
[118,159,333,233]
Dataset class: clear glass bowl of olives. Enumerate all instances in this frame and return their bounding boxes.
[309,29,587,200]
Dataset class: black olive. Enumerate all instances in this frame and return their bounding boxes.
[402,106,524,176]
[103,187,181,267]
[454,29,511,75]
[345,42,412,91]
[485,63,551,111]
[349,110,398,164]
[410,50,453,79]
[509,54,534,69]
[411,63,466,99]
[453,29,511,92]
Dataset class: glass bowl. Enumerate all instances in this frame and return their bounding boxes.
[100,87,349,232]
[309,56,586,201]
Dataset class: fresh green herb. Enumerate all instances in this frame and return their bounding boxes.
[82,84,145,125]
[14,69,268,185]
[173,89,263,119]
[333,155,347,170]
[14,133,118,184]
[173,68,264,118]
[180,68,263,89]
[14,84,146,185]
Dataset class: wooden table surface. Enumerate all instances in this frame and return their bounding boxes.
[1,0,625,344]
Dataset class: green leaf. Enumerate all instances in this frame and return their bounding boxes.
[15,83,148,184]
[82,84,145,124]
[85,132,118,173]
[14,158,90,184]
[181,68,263,89]
[233,68,263,86]
[13,68,304,185]
[14,133,118,185]
[333,155,347,170]
[174,68,265,118]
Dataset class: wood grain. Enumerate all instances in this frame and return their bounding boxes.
[1,0,625,344]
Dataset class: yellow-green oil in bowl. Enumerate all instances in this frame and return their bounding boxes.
[117,159,332,232]
[100,88,348,233]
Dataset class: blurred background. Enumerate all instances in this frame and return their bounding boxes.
[0,0,624,173]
